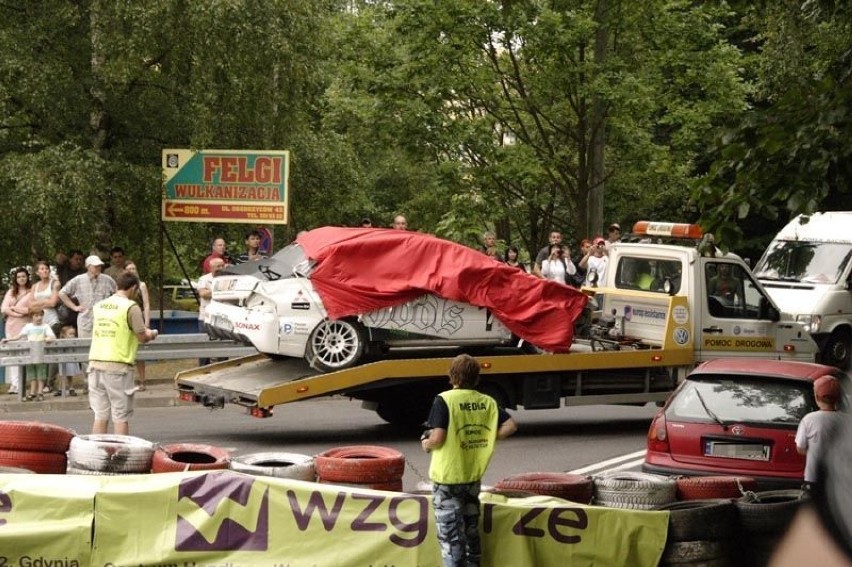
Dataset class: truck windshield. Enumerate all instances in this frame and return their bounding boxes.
[754,241,852,284]
[222,243,311,281]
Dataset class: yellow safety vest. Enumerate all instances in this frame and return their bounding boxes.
[429,389,499,485]
[89,295,139,365]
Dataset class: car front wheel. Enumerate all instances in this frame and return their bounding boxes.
[306,318,365,372]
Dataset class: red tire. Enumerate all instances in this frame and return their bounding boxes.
[151,443,230,473]
[319,478,404,492]
[495,472,593,504]
[676,476,758,501]
[315,445,405,484]
[0,421,76,454]
[0,449,67,474]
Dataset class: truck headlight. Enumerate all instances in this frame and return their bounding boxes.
[796,314,822,333]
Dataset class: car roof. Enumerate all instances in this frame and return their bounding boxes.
[689,358,840,383]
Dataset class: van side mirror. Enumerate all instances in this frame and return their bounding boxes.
[759,297,780,321]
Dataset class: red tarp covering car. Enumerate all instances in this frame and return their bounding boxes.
[297,227,588,352]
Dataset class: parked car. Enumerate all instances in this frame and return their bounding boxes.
[204,227,587,372]
[643,358,845,488]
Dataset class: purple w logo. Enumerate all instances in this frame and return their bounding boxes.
[175,471,269,552]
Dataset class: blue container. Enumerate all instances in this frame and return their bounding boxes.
[150,310,200,334]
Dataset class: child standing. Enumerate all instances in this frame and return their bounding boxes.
[1,308,56,401]
[796,375,845,487]
[54,325,83,397]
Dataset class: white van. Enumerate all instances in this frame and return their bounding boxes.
[753,212,852,368]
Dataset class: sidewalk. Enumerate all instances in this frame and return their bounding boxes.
[0,360,197,414]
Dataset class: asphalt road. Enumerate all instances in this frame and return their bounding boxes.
[6,398,656,490]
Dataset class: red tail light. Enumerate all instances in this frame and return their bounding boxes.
[647,412,670,453]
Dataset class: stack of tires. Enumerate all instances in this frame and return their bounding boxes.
[734,489,805,567]
[231,452,316,481]
[315,445,405,492]
[0,421,74,474]
[494,472,593,504]
[66,434,155,475]
[152,443,230,472]
[593,471,677,510]
[656,499,737,567]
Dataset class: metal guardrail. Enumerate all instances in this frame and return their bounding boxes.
[0,334,257,366]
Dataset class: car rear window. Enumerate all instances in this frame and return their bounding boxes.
[667,377,817,426]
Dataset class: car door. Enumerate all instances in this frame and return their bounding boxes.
[697,260,787,361]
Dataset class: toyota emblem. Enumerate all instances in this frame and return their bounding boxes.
[731,425,745,436]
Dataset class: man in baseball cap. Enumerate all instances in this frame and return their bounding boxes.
[85,255,104,267]
[606,223,622,248]
[796,375,845,485]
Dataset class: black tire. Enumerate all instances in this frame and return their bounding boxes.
[736,489,804,534]
[822,327,851,369]
[662,540,729,563]
[477,381,510,409]
[656,499,737,541]
[305,318,365,372]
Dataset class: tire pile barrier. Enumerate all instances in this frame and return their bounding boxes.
[315,445,405,492]
[66,434,155,475]
[0,420,74,474]
[152,443,231,473]
[494,472,593,504]
[593,471,677,510]
[656,499,737,567]
[676,475,757,501]
[734,489,805,567]
[230,451,316,481]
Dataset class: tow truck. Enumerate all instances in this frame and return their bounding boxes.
[176,221,818,426]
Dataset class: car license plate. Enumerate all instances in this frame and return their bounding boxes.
[210,315,233,332]
[704,441,770,461]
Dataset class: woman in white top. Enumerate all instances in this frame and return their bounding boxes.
[541,244,577,285]
[28,261,60,331]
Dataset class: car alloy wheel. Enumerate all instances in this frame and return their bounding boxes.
[306,318,365,372]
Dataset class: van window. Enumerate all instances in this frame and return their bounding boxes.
[615,257,682,293]
[705,263,767,320]
[754,241,852,284]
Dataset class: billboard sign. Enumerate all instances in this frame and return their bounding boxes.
[162,149,289,224]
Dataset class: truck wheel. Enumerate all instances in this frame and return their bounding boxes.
[823,328,851,369]
[477,382,510,409]
[376,398,433,428]
[305,319,365,372]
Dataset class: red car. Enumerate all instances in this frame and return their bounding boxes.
[643,358,845,488]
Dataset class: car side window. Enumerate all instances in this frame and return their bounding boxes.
[614,257,682,293]
[705,263,766,320]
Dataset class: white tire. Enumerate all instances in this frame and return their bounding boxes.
[67,434,155,474]
[230,452,316,481]
[66,465,138,476]
[593,471,676,509]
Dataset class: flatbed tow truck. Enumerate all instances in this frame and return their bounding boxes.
[176,222,818,426]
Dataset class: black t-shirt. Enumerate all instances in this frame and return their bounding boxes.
[427,390,511,429]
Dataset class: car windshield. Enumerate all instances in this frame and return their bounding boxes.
[667,377,816,426]
[221,243,312,281]
[754,241,852,284]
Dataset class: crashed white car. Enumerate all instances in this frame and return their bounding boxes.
[204,228,586,372]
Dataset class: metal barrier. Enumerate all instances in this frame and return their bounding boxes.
[0,334,257,367]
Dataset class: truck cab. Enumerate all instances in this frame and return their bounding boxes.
[592,221,818,364]
[753,212,852,369]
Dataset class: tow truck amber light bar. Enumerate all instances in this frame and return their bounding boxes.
[633,221,703,240]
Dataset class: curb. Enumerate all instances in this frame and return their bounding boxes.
[0,380,186,414]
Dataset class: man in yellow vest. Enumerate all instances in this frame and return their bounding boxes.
[88,272,158,436]
[421,354,517,567]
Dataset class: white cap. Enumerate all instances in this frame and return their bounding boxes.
[85,255,104,267]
